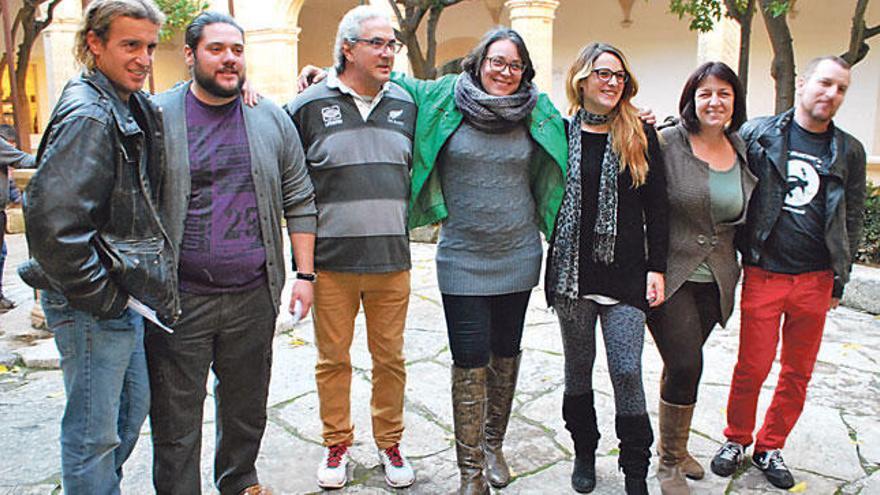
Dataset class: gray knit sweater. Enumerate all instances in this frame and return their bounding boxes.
[436,121,542,295]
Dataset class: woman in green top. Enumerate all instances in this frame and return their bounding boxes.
[647,62,757,495]
[393,28,567,495]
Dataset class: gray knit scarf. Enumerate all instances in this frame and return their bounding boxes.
[550,108,620,306]
[454,72,537,133]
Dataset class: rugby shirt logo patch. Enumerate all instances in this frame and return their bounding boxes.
[321,105,343,127]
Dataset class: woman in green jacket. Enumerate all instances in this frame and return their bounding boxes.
[393,28,567,494]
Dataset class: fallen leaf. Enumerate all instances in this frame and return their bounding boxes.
[0,365,8,374]
[789,481,807,493]
[289,337,306,347]
[842,343,862,351]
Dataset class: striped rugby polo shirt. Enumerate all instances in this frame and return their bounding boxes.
[285,77,415,273]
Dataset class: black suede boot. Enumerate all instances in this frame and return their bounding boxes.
[616,414,653,495]
[563,392,600,493]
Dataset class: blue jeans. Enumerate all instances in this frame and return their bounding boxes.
[42,290,150,495]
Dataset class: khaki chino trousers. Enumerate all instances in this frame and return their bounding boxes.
[312,270,410,449]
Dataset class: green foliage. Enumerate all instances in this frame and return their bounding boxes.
[857,182,880,265]
[669,0,723,32]
[156,0,210,41]
[667,0,792,32]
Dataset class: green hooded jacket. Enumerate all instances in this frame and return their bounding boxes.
[391,72,568,238]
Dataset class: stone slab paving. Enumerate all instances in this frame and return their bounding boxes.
[1,235,879,494]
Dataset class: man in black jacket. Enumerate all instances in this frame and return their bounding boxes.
[20,1,178,493]
[711,55,866,490]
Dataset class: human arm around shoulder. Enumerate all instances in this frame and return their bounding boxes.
[24,116,127,318]
[390,71,445,107]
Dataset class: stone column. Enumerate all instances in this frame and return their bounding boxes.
[40,2,81,117]
[505,0,560,93]
[245,26,300,104]
[696,9,740,68]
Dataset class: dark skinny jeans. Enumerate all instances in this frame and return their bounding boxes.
[441,291,531,368]
[647,281,722,405]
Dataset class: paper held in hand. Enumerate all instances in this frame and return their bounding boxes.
[127,297,174,334]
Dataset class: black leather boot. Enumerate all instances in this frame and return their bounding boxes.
[616,414,653,495]
[563,392,600,493]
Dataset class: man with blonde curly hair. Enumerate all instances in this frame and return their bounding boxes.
[19,1,176,493]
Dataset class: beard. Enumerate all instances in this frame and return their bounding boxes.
[193,60,245,99]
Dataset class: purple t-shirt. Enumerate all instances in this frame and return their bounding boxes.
[178,91,266,294]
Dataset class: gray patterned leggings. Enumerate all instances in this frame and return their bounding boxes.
[558,300,648,416]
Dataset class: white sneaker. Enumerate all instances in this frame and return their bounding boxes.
[378,443,415,488]
[316,444,349,489]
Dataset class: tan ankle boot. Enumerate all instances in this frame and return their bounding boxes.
[657,399,696,495]
[659,399,705,479]
[484,354,521,488]
[452,366,489,495]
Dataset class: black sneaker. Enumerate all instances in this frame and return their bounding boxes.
[752,449,795,489]
[710,441,745,477]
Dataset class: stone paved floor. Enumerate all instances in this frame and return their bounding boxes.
[1,234,878,494]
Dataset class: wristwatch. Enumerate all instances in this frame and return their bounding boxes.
[295,272,317,282]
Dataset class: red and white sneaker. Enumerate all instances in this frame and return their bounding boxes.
[378,443,415,488]
[316,444,349,489]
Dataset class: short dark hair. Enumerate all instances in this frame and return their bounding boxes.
[185,11,243,50]
[678,61,747,134]
[0,124,16,143]
[460,27,535,90]
[801,55,851,80]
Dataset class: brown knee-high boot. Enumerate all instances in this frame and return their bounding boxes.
[484,353,521,488]
[657,399,698,494]
[452,366,489,495]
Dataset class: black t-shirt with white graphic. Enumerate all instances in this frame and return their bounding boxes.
[760,121,833,274]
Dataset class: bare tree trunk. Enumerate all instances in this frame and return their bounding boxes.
[842,0,880,66]
[387,0,465,80]
[725,0,755,97]
[759,0,795,113]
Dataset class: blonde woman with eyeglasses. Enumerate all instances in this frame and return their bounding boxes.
[545,42,669,495]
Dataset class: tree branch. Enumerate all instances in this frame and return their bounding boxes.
[425,5,442,79]
[35,0,63,31]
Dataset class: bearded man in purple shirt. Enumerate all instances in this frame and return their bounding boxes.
[145,12,317,495]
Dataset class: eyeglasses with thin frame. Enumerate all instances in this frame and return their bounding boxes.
[486,56,527,75]
[591,68,629,84]
[349,37,404,53]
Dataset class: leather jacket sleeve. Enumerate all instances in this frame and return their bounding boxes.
[24,114,128,318]
[837,138,867,298]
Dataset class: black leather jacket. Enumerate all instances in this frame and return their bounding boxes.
[20,70,180,322]
[736,109,866,298]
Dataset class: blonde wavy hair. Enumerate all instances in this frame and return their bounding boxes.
[74,0,165,71]
[565,42,649,187]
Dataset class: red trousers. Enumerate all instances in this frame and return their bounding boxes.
[723,266,833,452]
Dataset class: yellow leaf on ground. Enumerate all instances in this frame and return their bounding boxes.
[0,364,8,374]
[842,343,862,350]
[289,337,306,347]
[789,481,808,493]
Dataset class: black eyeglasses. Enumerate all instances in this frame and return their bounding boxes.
[591,68,629,84]
[486,56,527,74]
[349,37,404,53]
